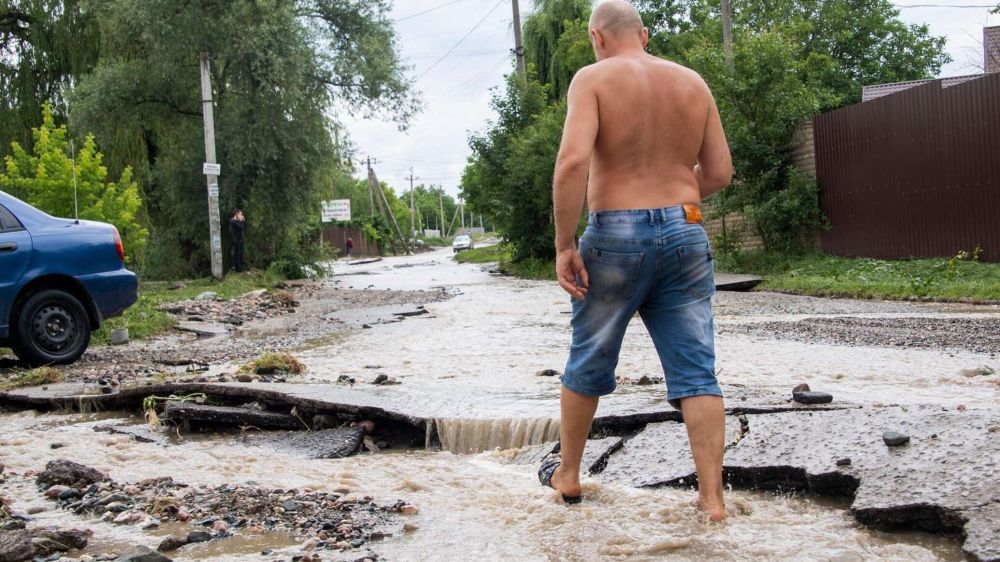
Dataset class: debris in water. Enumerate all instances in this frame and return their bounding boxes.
[882,431,910,447]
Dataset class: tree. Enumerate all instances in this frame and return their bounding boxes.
[66,0,416,278]
[523,0,591,98]
[1,104,147,261]
[0,1,100,150]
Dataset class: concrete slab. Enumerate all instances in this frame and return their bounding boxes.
[714,273,764,292]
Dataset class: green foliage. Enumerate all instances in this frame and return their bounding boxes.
[0,0,100,151]
[718,250,1000,302]
[523,0,592,98]
[240,352,306,375]
[399,184,458,234]
[0,104,148,262]
[64,0,416,278]
[462,72,559,261]
[454,244,556,281]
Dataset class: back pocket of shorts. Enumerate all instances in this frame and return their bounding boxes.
[586,248,643,302]
[677,242,713,298]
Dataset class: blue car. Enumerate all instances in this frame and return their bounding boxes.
[0,190,138,366]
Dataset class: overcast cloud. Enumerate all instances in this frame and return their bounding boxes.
[340,0,1000,198]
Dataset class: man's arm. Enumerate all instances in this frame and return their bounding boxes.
[553,69,599,299]
[693,87,733,199]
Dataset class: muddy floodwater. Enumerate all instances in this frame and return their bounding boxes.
[0,412,965,561]
[2,247,997,561]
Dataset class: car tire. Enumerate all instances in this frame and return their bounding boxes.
[13,289,92,366]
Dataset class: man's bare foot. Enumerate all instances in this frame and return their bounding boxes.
[551,464,582,499]
[698,495,726,521]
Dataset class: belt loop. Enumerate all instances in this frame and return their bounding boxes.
[647,209,655,225]
[593,212,601,227]
[659,208,667,223]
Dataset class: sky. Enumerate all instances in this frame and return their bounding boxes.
[341,0,1000,199]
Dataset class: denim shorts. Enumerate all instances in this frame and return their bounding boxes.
[562,205,721,409]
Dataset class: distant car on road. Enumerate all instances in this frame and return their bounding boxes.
[0,190,138,366]
[453,235,474,253]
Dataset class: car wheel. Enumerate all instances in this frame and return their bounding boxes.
[13,289,91,366]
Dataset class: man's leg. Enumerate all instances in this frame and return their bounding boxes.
[680,395,726,520]
[551,385,599,497]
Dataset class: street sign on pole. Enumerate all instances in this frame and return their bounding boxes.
[203,162,222,176]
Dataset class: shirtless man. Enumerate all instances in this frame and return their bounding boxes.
[539,0,732,520]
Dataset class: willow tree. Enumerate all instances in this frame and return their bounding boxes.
[70,0,418,278]
[0,0,100,150]
[522,0,591,99]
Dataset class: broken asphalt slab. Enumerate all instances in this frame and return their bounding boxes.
[511,437,624,476]
[163,402,307,430]
[244,426,366,459]
[714,273,764,292]
[598,406,1000,562]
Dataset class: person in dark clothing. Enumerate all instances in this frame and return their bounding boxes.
[229,209,246,272]
[346,237,354,258]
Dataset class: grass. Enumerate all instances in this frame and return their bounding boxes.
[0,366,64,391]
[458,244,1000,302]
[240,352,307,375]
[718,250,1000,302]
[454,245,556,281]
[92,269,284,345]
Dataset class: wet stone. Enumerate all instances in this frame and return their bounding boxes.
[36,460,108,489]
[836,458,852,467]
[30,527,89,553]
[186,531,212,544]
[283,500,300,512]
[112,546,173,562]
[882,431,910,447]
[793,391,834,405]
[156,536,187,553]
[0,530,33,562]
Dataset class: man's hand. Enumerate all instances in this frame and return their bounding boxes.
[556,248,589,300]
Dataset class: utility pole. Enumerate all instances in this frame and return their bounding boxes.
[438,188,445,236]
[406,167,417,238]
[460,199,465,231]
[721,0,734,69]
[366,157,376,215]
[200,53,223,280]
[511,0,526,80]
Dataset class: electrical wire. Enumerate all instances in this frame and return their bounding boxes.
[896,3,996,7]
[395,0,470,23]
[415,0,507,82]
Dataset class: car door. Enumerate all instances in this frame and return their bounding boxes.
[0,203,32,335]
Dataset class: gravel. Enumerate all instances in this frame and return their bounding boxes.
[719,316,1000,354]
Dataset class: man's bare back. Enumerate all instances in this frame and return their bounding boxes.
[579,55,717,211]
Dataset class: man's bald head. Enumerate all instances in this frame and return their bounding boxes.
[589,0,644,39]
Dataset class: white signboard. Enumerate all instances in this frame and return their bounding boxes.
[321,199,351,222]
[203,162,222,176]
[208,183,219,197]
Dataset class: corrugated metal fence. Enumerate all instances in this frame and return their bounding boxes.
[815,72,1000,262]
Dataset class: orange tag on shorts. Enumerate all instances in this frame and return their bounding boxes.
[683,204,703,224]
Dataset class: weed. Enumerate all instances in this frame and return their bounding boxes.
[0,366,64,391]
[240,352,307,375]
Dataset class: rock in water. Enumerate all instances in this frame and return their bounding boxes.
[186,531,212,544]
[36,460,108,489]
[792,391,833,405]
[882,431,910,447]
[836,458,852,467]
[0,530,34,562]
[113,546,173,562]
[792,383,811,394]
[30,527,89,553]
[535,369,561,377]
[157,536,187,553]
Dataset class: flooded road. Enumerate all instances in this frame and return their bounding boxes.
[2,247,996,561]
[0,411,964,561]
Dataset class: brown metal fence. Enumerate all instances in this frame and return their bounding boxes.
[814,72,1000,262]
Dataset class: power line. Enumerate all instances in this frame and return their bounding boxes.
[395,0,470,23]
[415,0,507,82]
[896,3,996,7]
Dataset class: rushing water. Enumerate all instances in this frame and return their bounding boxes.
[3,248,995,560]
[0,412,964,561]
